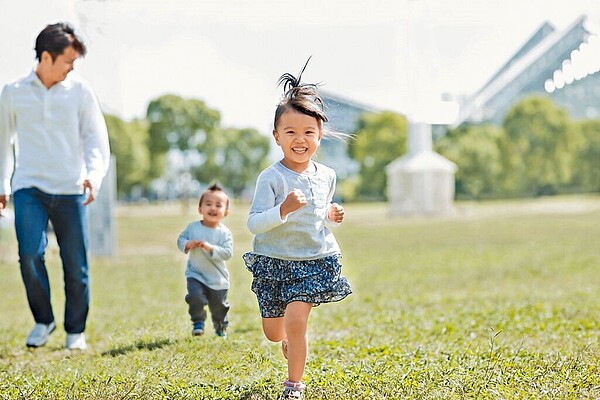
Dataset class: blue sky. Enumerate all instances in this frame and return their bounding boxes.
[1,0,598,131]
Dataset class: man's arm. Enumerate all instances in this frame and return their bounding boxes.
[0,85,16,198]
[79,83,110,200]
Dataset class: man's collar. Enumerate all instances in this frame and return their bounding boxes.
[25,69,74,89]
[23,70,38,84]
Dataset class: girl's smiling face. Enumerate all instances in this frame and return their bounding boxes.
[273,109,323,173]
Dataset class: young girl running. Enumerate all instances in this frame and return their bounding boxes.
[243,59,352,399]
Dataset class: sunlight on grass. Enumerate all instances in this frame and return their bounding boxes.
[0,197,598,399]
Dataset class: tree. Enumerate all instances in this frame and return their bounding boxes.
[435,124,504,199]
[146,94,221,180]
[502,96,573,195]
[194,127,271,197]
[348,111,408,200]
[104,114,151,197]
[572,119,600,192]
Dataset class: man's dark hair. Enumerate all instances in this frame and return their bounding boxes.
[35,22,87,62]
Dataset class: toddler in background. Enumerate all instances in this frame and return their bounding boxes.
[177,183,233,337]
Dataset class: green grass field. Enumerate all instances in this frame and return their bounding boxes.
[0,197,598,399]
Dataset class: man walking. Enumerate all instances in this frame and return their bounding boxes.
[0,22,110,350]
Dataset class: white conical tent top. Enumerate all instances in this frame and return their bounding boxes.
[385,122,457,215]
[386,122,457,174]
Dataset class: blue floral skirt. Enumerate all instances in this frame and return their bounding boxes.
[242,252,353,318]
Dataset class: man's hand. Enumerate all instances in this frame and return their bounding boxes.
[82,180,95,205]
[0,195,8,218]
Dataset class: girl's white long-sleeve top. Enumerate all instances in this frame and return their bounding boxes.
[247,161,341,261]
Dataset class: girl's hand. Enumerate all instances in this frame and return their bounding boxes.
[328,203,345,223]
[280,189,307,218]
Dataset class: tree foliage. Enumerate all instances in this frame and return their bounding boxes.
[143,94,272,198]
[435,124,504,199]
[104,114,151,197]
[348,111,408,200]
[572,119,600,192]
[502,96,573,195]
[146,94,221,180]
[433,95,599,199]
[194,127,271,197]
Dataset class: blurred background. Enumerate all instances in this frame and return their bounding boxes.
[1,0,599,205]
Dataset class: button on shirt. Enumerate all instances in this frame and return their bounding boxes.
[0,70,110,195]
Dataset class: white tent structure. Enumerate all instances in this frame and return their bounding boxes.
[385,123,457,215]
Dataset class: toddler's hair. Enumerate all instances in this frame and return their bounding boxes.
[274,57,350,142]
[199,183,229,209]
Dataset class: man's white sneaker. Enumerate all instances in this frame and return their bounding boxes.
[26,321,56,347]
[66,333,87,350]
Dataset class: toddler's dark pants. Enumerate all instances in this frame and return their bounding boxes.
[185,277,229,331]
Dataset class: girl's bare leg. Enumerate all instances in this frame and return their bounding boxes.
[284,301,312,382]
[262,316,285,342]
[261,302,312,383]
[262,317,289,359]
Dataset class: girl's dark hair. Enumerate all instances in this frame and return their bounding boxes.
[274,57,349,142]
[35,22,87,62]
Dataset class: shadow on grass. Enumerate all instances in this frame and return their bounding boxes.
[101,338,174,357]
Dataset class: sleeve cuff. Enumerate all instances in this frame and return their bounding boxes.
[1,180,11,195]
[86,171,104,193]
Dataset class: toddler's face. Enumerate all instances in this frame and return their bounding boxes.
[198,191,229,227]
[273,109,322,173]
